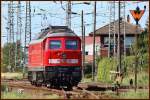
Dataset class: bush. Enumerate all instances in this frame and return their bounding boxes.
[1,83,8,92]
[123,56,135,74]
[97,57,117,83]
[97,53,149,83]
[85,74,92,78]
[84,63,92,74]
[138,53,149,70]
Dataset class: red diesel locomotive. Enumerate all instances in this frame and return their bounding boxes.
[28,26,82,89]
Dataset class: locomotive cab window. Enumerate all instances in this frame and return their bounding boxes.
[66,40,78,50]
[49,40,61,49]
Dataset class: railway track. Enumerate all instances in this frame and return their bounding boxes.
[1,79,149,99]
[1,79,101,99]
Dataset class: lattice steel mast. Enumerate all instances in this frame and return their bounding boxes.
[66,1,71,29]
[8,1,15,72]
[108,1,116,57]
[15,1,22,68]
[24,1,31,66]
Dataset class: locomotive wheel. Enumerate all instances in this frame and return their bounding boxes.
[35,82,42,87]
[67,84,73,91]
[46,84,51,88]
[31,81,34,85]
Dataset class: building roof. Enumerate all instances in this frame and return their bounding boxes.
[80,36,100,45]
[89,19,144,36]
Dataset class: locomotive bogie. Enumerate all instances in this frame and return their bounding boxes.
[28,66,81,88]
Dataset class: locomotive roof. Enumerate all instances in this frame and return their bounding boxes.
[37,26,74,39]
[29,32,78,45]
[45,32,77,37]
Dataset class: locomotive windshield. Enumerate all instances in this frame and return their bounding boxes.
[66,40,78,50]
[49,40,61,49]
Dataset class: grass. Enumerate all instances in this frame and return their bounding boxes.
[1,91,30,99]
[104,89,149,99]
[1,81,61,99]
[122,71,149,86]
[1,72,23,80]
[1,91,61,99]
[81,77,93,83]
[118,89,149,99]
[1,82,61,99]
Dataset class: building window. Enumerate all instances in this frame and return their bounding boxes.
[103,37,114,47]
[125,37,135,48]
[85,51,88,55]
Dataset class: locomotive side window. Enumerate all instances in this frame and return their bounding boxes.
[66,40,78,50]
[49,40,61,49]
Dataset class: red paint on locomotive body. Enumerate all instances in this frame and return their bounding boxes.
[28,28,82,88]
[28,35,82,69]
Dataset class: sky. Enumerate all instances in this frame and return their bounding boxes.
[1,1,149,47]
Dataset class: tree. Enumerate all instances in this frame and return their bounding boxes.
[1,41,24,72]
[130,17,149,55]
[137,17,149,54]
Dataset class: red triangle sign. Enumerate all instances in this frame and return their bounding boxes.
[130,10,144,21]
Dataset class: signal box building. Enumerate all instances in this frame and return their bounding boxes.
[87,19,144,58]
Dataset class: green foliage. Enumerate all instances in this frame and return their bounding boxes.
[97,52,148,83]
[123,56,135,74]
[129,27,148,57]
[97,57,117,83]
[1,42,24,72]
[118,89,149,99]
[122,72,149,86]
[1,91,30,99]
[137,30,148,53]
[1,91,60,99]
[85,74,92,78]
[84,63,92,75]
[102,89,149,99]
[138,53,149,71]
[1,83,8,92]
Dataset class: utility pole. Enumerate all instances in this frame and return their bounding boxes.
[109,1,116,58]
[83,25,85,75]
[118,1,121,76]
[8,2,11,70]
[15,1,22,68]
[8,1,15,72]
[66,1,71,29]
[113,1,116,57]
[92,1,96,81]
[123,2,126,57]
[108,3,111,58]
[81,10,84,79]
[130,5,146,92]
[17,1,22,67]
[24,1,31,77]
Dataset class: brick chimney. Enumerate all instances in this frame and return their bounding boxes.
[127,15,130,23]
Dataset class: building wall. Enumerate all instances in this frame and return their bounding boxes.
[85,44,100,55]
[99,35,136,57]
